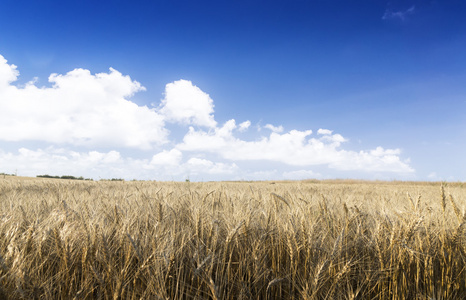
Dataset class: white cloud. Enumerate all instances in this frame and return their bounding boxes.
[186,158,238,175]
[150,149,183,166]
[264,124,284,133]
[327,147,412,173]
[317,128,333,135]
[382,5,415,21]
[319,133,346,144]
[177,121,414,173]
[238,120,251,132]
[0,55,19,86]
[0,147,238,180]
[0,147,134,179]
[158,79,216,128]
[0,55,167,149]
[0,53,415,180]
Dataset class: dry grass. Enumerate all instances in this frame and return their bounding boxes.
[0,176,465,299]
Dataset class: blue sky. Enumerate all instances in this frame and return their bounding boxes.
[0,0,465,181]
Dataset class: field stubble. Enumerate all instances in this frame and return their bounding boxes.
[0,177,465,299]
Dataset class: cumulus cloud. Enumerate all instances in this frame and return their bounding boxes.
[264,124,284,133]
[382,5,415,21]
[0,55,19,86]
[0,53,415,180]
[0,55,167,149]
[238,120,251,132]
[158,79,216,128]
[186,158,238,175]
[0,147,132,179]
[317,128,333,135]
[0,147,238,180]
[327,147,412,172]
[150,149,183,166]
[177,121,414,173]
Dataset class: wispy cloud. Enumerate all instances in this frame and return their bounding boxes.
[238,120,251,132]
[317,128,333,135]
[382,5,415,21]
[264,124,284,133]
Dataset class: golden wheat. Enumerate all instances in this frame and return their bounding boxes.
[0,176,464,299]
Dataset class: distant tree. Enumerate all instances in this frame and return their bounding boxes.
[36,174,92,181]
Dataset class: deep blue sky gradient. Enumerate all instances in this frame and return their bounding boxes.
[1,0,465,180]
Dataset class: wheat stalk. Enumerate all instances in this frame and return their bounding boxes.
[449,194,462,224]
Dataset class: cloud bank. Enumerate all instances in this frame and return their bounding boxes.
[177,122,412,173]
[0,54,414,180]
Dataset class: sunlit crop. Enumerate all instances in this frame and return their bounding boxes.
[0,176,464,299]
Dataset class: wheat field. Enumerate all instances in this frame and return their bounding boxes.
[0,176,464,299]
